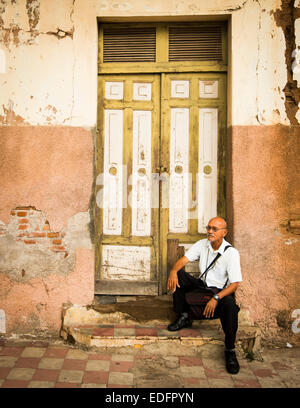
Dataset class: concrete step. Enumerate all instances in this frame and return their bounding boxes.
[61,297,262,358]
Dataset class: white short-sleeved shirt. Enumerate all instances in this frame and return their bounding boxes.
[185,238,242,289]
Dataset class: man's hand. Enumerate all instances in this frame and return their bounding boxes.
[167,270,180,293]
[203,298,218,318]
[167,256,189,294]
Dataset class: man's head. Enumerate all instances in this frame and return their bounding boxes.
[206,217,228,249]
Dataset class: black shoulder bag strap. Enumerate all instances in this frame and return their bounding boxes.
[199,245,232,288]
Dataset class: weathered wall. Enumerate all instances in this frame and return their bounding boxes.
[0,125,95,334]
[0,0,299,340]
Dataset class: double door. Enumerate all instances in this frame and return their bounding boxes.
[95,72,226,295]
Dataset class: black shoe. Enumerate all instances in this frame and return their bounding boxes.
[167,315,192,331]
[225,350,240,374]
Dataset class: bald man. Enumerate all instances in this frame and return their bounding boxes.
[167,217,242,374]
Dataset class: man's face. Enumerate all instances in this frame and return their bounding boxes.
[206,218,227,244]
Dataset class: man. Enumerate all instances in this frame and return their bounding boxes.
[167,217,242,374]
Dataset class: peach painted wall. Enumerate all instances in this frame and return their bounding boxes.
[229,125,300,340]
[0,127,95,334]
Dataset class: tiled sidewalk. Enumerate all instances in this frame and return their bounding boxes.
[0,336,299,388]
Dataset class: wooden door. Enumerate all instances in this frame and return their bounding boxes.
[160,73,227,290]
[95,74,160,295]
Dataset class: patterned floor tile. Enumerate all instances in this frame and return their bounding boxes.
[58,369,84,383]
[85,359,110,371]
[21,347,46,358]
[7,367,35,381]
[32,369,60,382]
[38,357,64,370]
[82,370,109,384]
[28,381,55,388]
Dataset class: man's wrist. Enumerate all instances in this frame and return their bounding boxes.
[213,294,221,302]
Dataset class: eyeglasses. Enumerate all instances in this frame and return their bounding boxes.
[206,225,227,232]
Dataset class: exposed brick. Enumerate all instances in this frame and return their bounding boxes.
[43,225,50,231]
[52,239,62,245]
[24,240,36,245]
[18,225,28,230]
[18,219,29,224]
[50,246,65,251]
[48,232,59,238]
[27,232,46,238]
[10,211,16,216]
[17,212,27,217]
[17,233,26,237]
[15,206,37,210]
[64,252,68,258]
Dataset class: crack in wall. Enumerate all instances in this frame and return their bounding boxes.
[225,0,249,12]
[273,0,300,125]
[255,0,263,124]
[0,0,75,48]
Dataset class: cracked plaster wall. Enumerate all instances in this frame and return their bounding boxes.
[0,0,298,126]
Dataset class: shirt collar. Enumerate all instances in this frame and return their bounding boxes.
[207,238,228,254]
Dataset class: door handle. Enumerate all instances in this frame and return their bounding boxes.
[156,166,168,173]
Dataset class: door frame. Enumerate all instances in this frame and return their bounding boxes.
[95,21,228,295]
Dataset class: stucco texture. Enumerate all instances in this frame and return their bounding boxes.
[0,126,93,231]
[0,248,94,334]
[229,125,300,340]
[0,126,95,334]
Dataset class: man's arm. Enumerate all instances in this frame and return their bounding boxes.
[167,256,190,293]
[203,282,239,318]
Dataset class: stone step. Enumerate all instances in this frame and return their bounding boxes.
[61,300,262,358]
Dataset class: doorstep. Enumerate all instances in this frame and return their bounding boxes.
[61,321,261,357]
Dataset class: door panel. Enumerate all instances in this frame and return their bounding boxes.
[160,73,226,292]
[95,74,160,295]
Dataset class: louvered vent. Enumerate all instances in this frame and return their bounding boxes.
[103,27,156,63]
[169,26,222,61]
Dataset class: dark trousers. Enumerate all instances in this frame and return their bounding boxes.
[173,269,240,350]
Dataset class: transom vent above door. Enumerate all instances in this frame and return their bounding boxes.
[169,25,222,61]
[100,23,225,64]
[103,27,156,63]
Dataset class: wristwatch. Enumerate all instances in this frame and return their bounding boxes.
[213,294,220,302]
